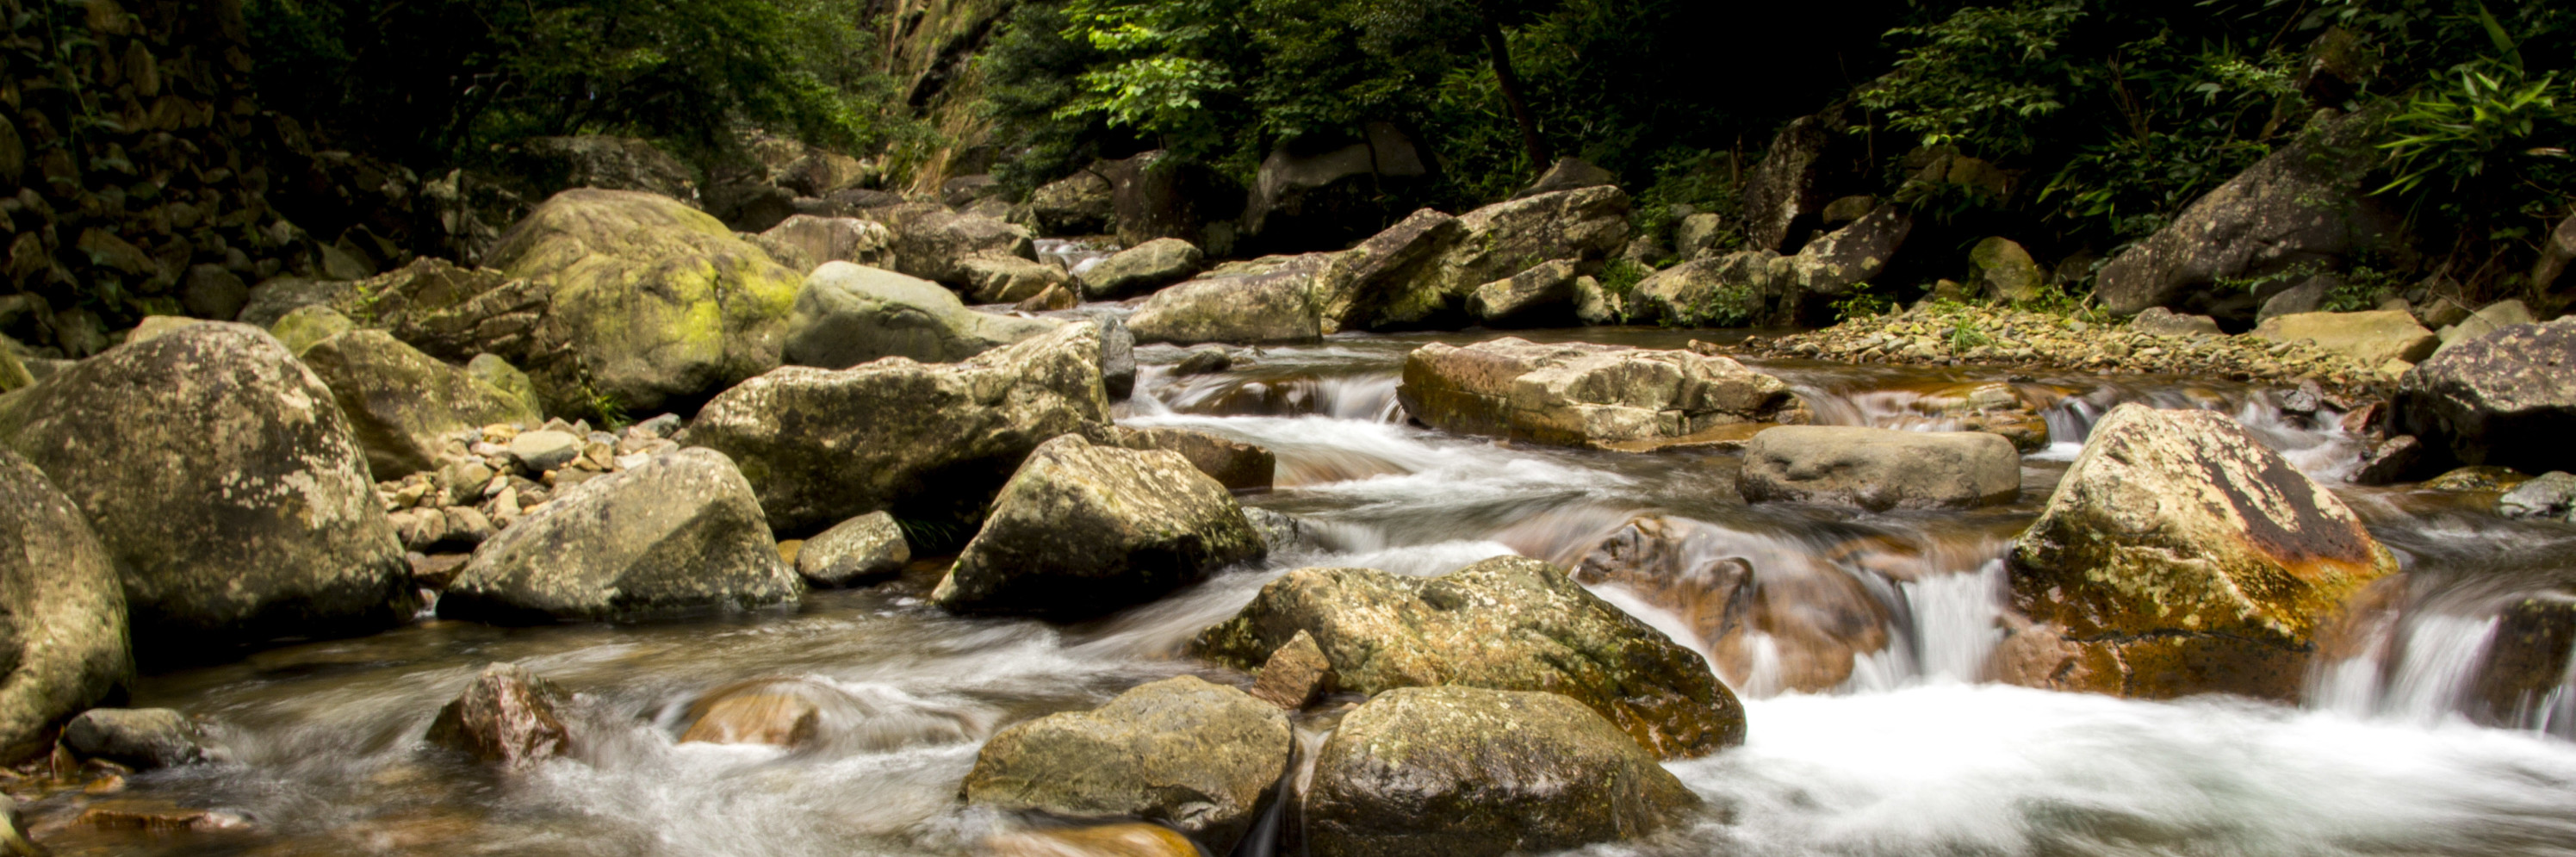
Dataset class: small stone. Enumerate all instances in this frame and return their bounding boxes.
[507,431,580,472]
[678,678,829,747]
[796,511,909,587]
[425,663,574,768]
[1246,630,1331,710]
[633,413,685,438]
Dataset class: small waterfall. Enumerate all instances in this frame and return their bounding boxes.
[1907,562,2008,684]
[2380,615,2502,724]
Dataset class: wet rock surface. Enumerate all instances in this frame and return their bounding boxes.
[2397,316,2576,476]
[935,434,1263,618]
[59,708,225,770]
[1738,425,2021,511]
[1195,555,1745,758]
[424,663,574,768]
[963,675,1292,850]
[1398,336,1804,448]
[794,512,909,587]
[1305,686,1700,857]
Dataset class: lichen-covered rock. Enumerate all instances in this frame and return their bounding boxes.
[0,324,412,656]
[2398,317,2576,476]
[934,435,1263,618]
[438,448,799,623]
[300,330,543,479]
[1397,337,1803,449]
[379,190,803,416]
[795,511,909,587]
[1079,238,1203,301]
[2005,403,2399,699]
[0,451,129,761]
[1127,254,1333,345]
[425,663,574,768]
[1194,556,1744,758]
[267,304,356,356]
[1116,426,1275,492]
[1739,425,2020,511]
[1029,169,1117,237]
[964,676,1292,850]
[2251,309,2436,369]
[1305,686,1700,857]
[2094,110,2399,320]
[781,263,1062,369]
[865,202,1039,289]
[680,322,1112,533]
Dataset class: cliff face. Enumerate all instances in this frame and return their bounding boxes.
[881,0,1010,195]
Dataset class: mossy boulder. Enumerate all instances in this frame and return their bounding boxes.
[1306,686,1700,857]
[0,449,131,761]
[0,324,412,658]
[299,331,543,479]
[964,676,1292,851]
[1194,555,1745,758]
[934,434,1263,618]
[2002,403,2399,699]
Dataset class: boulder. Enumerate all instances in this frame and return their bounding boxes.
[466,354,543,415]
[1627,251,1783,326]
[1096,314,1137,400]
[1396,337,1804,449]
[126,315,208,344]
[2471,593,2576,727]
[795,511,909,587]
[1420,187,1629,317]
[1742,111,1839,253]
[782,263,1062,370]
[506,430,580,472]
[1567,515,1897,693]
[1512,157,1616,200]
[502,135,698,204]
[438,448,800,623]
[0,324,412,656]
[1245,630,1331,710]
[2496,471,2576,522]
[267,304,355,356]
[404,189,803,416]
[1116,426,1274,492]
[1241,125,1431,253]
[934,435,1263,617]
[866,202,1039,289]
[1194,555,1745,758]
[1821,195,1878,226]
[2422,465,2529,493]
[1738,425,2020,511]
[2433,299,2535,356]
[2004,404,2399,699]
[680,322,1111,533]
[1104,151,1245,252]
[2398,317,2576,475]
[1779,204,1911,306]
[424,663,574,768]
[1673,212,1726,258]
[2094,110,2400,319]
[2256,275,2334,321]
[59,708,224,770]
[182,265,251,322]
[2251,309,2436,368]
[962,254,1076,305]
[2132,307,2223,337]
[777,150,867,198]
[1029,168,1117,237]
[754,215,892,273]
[1970,237,2043,302]
[963,675,1292,849]
[1305,686,1699,857]
[1127,254,1334,345]
[1015,283,1080,312]
[299,331,543,479]
[1466,258,1580,326]
[1312,209,1466,332]
[0,451,128,761]
[1079,238,1203,301]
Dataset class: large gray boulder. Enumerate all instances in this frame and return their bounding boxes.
[1397,337,1805,449]
[2398,317,2576,475]
[1306,686,1700,857]
[2001,404,2399,699]
[680,322,1112,533]
[1079,238,1203,300]
[0,450,130,761]
[964,676,1292,850]
[382,191,804,416]
[0,324,413,655]
[1738,425,2020,511]
[1313,209,1466,332]
[1410,186,1629,322]
[2094,110,2400,319]
[1127,254,1335,345]
[934,435,1263,618]
[1029,168,1116,236]
[780,263,1062,369]
[1466,258,1580,327]
[299,331,543,479]
[438,447,800,623]
[1194,555,1745,759]
[865,202,1038,289]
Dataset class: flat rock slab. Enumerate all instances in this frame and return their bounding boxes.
[1738,425,2020,511]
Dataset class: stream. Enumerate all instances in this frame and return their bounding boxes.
[41,327,2576,856]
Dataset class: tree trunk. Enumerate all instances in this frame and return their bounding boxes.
[1478,11,1551,173]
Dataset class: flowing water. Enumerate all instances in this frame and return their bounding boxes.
[42,328,2576,856]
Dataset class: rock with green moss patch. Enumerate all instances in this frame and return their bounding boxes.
[301,331,543,479]
[2002,403,2399,699]
[268,305,356,356]
[1193,555,1744,758]
[1306,686,1701,857]
[1971,237,2044,303]
[934,434,1263,618]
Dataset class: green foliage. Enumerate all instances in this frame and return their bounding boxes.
[1861,1,2088,158]
[580,384,632,431]
[2376,64,2573,211]
[1831,283,1896,321]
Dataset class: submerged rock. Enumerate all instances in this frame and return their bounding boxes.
[1397,337,1803,449]
[2003,403,2399,699]
[795,511,909,587]
[1195,555,1744,758]
[935,435,1263,618]
[1737,425,2021,511]
[0,323,413,657]
[964,675,1292,850]
[1305,686,1699,857]
[681,322,1111,533]
[780,262,1062,369]
[679,677,829,747]
[982,823,1200,857]
[300,330,542,480]
[0,450,129,761]
[439,448,799,623]
[425,663,574,768]
[59,708,227,770]
[2397,317,2576,476]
